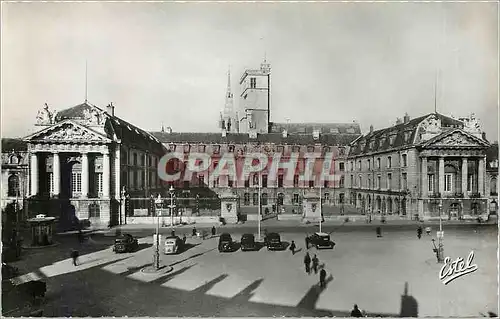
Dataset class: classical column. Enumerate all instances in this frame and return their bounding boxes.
[478,157,485,197]
[53,152,60,197]
[462,158,468,198]
[81,153,89,198]
[421,157,428,197]
[438,157,445,196]
[102,151,110,198]
[30,153,39,196]
[115,146,121,200]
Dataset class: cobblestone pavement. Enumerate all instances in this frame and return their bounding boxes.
[4,226,497,317]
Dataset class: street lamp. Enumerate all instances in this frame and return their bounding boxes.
[154,194,163,270]
[168,186,176,229]
[257,172,262,241]
[437,200,444,263]
[319,184,323,233]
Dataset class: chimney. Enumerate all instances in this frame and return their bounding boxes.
[369,125,374,133]
[107,102,115,116]
[403,113,410,124]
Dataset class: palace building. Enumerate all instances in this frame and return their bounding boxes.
[1,59,497,228]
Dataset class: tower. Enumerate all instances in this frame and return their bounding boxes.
[239,59,271,134]
[219,69,238,133]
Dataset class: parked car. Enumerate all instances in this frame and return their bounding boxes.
[113,234,139,253]
[240,234,257,251]
[218,233,234,252]
[264,232,284,250]
[307,232,335,249]
[164,236,185,254]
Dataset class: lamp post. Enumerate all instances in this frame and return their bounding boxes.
[257,172,261,241]
[168,186,176,230]
[437,200,444,263]
[154,194,162,270]
[319,184,323,233]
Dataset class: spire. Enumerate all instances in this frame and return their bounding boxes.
[85,60,88,102]
[434,70,438,114]
[226,67,232,99]
[221,68,234,132]
[161,122,165,133]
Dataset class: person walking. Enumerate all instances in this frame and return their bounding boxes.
[376,226,382,238]
[289,240,296,255]
[304,252,311,274]
[211,226,216,237]
[319,268,327,288]
[417,226,422,239]
[71,249,79,266]
[192,227,197,237]
[305,236,310,249]
[351,304,363,317]
[182,234,186,244]
[312,254,319,274]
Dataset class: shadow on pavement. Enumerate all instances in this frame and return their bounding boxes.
[150,263,197,285]
[169,248,216,268]
[399,282,418,317]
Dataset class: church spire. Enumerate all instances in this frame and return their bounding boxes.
[226,67,232,99]
[221,67,235,132]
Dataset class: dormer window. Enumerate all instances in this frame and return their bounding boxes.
[389,135,396,145]
[228,145,235,152]
[330,128,340,134]
[183,144,190,153]
[307,146,315,152]
[9,155,19,164]
[322,146,331,154]
[169,144,176,151]
[277,145,284,154]
[213,145,220,154]
[198,145,206,152]
[292,146,300,152]
[404,131,412,142]
[369,140,375,149]
[313,129,320,140]
[360,141,366,150]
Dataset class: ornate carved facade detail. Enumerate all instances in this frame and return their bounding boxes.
[36,103,56,125]
[460,113,482,136]
[433,132,478,147]
[82,108,105,126]
[29,142,109,154]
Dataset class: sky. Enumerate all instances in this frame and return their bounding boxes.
[1,2,498,141]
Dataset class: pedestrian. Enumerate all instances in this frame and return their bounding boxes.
[290,240,296,255]
[78,229,84,244]
[312,254,319,274]
[376,227,382,238]
[171,229,175,237]
[211,226,216,237]
[304,252,311,274]
[71,249,79,266]
[319,268,327,288]
[305,236,309,249]
[417,226,422,239]
[182,234,186,244]
[351,304,363,317]
[192,227,197,237]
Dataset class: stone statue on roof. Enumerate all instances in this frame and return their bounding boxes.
[422,115,441,134]
[83,107,102,125]
[463,113,481,134]
[36,103,54,125]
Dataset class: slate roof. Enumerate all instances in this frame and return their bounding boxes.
[270,122,361,135]
[348,113,464,156]
[55,102,166,154]
[150,132,359,146]
[1,138,28,152]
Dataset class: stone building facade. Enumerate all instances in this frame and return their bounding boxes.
[22,101,166,229]
[346,112,491,221]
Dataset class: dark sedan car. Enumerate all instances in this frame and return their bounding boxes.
[308,232,335,249]
[240,234,257,251]
[264,232,284,250]
[113,234,139,253]
[218,233,234,252]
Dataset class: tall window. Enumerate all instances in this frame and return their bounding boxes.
[278,175,284,188]
[309,180,314,188]
[71,172,82,195]
[359,175,362,188]
[368,176,371,189]
[444,174,453,192]
[244,178,250,188]
[358,160,362,170]
[244,193,250,205]
[228,178,233,188]
[198,175,205,187]
[350,161,354,171]
[387,157,392,168]
[133,171,138,189]
[96,173,103,194]
[350,175,354,187]
[324,192,330,202]
[48,173,54,195]
[262,175,268,188]
[367,159,371,170]
[428,174,435,193]
[377,158,381,169]
[339,176,345,188]
[293,175,299,187]
[402,154,407,167]
[133,153,138,166]
[387,173,392,190]
[377,175,381,189]
[261,193,268,205]
[253,174,259,186]
[250,77,256,88]
[467,174,474,192]
[402,173,408,190]
[253,193,258,205]
[324,180,328,188]
[491,177,498,195]
[339,162,345,171]
[293,193,299,204]
[7,174,20,197]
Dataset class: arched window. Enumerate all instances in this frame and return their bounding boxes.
[277,193,284,205]
[252,193,258,206]
[490,177,497,195]
[9,155,19,165]
[261,193,268,206]
[387,197,393,213]
[8,174,19,197]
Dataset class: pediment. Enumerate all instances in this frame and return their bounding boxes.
[423,130,488,148]
[25,120,111,143]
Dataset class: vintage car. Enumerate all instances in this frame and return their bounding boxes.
[164,236,185,254]
[240,234,257,251]
[264,232,284,250]
[307,232,335,249]
[113,234,139,253]
[218,233,234,252]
